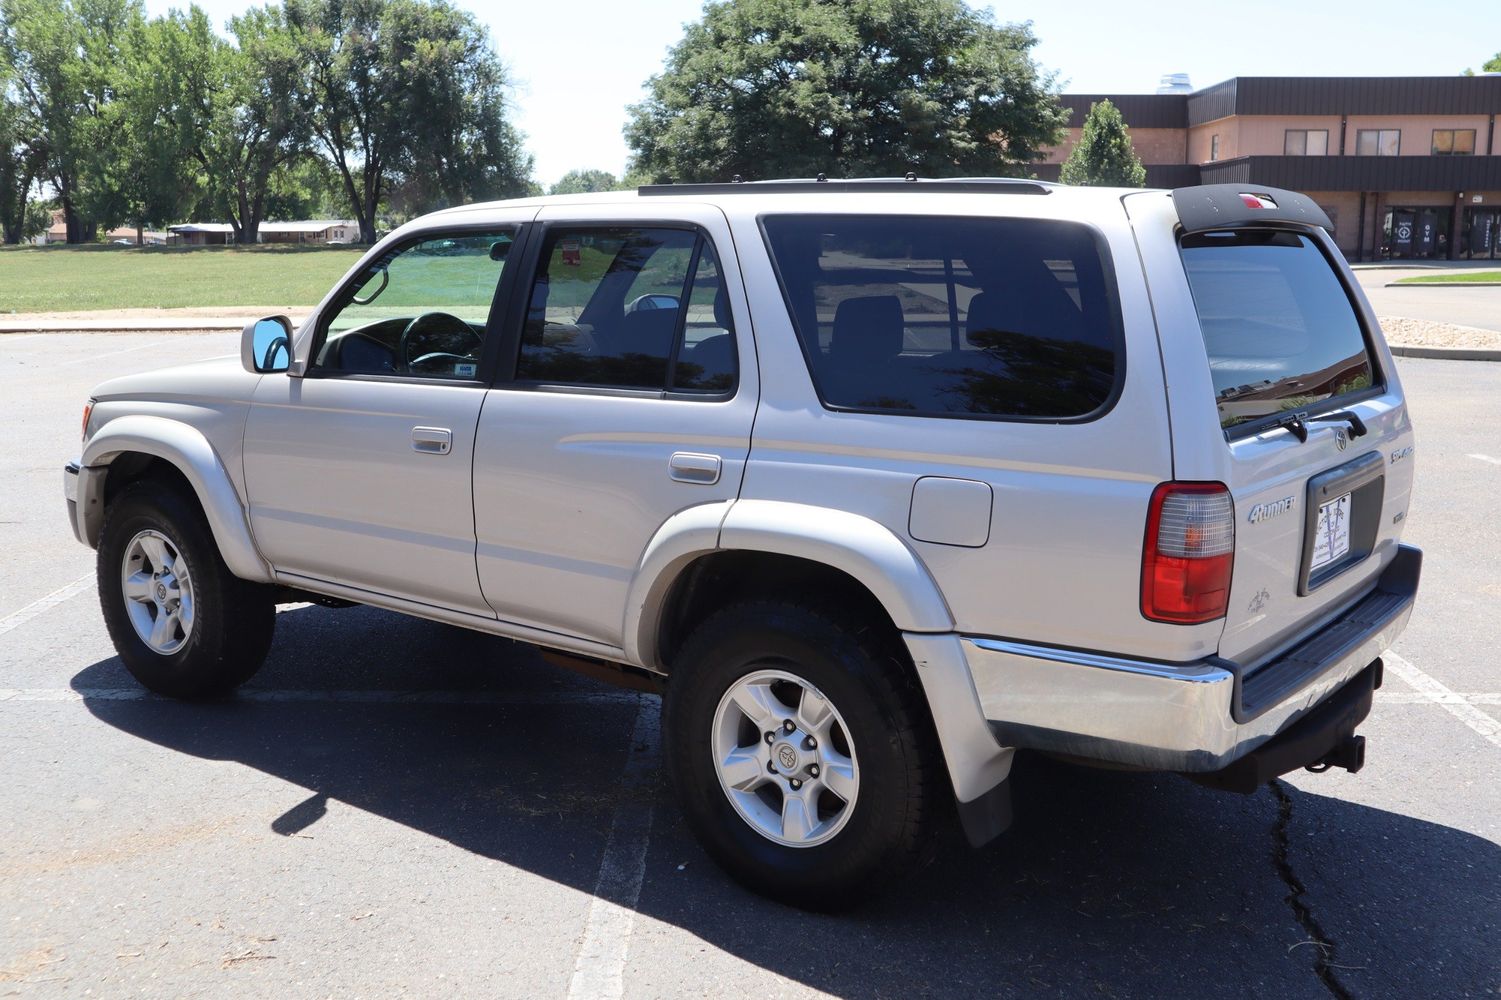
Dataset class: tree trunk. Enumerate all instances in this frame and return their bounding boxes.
[135,224,143,247]
[62,191,89,244]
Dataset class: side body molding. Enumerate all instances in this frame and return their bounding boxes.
[80,414,272,583]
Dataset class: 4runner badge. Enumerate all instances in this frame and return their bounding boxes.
[1247,497,1295,523]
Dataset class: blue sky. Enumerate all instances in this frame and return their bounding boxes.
[144,0,1501,188]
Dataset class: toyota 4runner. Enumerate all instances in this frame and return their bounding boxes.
[65,179,1420,908]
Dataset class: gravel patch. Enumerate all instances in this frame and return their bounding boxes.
[1376,316,1501,351]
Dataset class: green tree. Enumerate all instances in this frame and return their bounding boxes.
[1462,52,1501,75]
[287,0,532,243]
[99,10,205,240]
[1058,99,1145,188]
[180,4,311,243]
[549,168,620,195]
[624,0,1066,182]
[0,60,50,243]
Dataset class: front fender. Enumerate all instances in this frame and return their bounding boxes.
[81,414,272,583]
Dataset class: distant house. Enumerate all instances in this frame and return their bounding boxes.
[104,226,168,246]
[30,210,67,245]
[257,220,359,244]
[167,223,236,246]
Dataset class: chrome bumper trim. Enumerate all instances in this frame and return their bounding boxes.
[964,545,1419,772]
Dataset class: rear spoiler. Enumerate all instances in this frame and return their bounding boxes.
[1172,184,1333,235]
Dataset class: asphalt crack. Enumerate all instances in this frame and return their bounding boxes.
[1270,779,1354,1000]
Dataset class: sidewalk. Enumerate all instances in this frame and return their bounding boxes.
[0,308,310,334]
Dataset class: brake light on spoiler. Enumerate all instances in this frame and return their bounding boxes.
[1142,482,1235,624]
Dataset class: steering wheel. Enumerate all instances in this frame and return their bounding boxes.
[398,312,481,373]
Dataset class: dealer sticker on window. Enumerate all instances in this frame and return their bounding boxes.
[1310,492,1352,571]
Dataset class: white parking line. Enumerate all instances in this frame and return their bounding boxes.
[567,695,661,1000]
[0,686,641,706]
[56,339,176,367]
[0,574,94,637]
[1384,652,1501,748]
[1469,453,1501,466]
[1377,691,1501,705]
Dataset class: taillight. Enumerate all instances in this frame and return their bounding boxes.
[81,399,94,441]
[1141,482,1235,624]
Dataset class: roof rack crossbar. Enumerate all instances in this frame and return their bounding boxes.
[637,178,1052,197]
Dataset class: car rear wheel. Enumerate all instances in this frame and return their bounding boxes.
[98,479,274,699]
[663,600,942,910]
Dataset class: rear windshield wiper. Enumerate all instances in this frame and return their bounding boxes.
[1269,409,1367,444]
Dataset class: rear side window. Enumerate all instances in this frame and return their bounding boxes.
[760,215,1122,420]
[1179,231,1377,430]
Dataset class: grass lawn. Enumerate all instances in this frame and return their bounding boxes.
[0,243,366,312]
[1394,270,1501,284]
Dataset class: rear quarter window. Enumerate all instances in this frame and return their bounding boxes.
[759,214,1124,420]
[1179,230,1378,431]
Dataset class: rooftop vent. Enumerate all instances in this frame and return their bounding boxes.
[1156,73,1193,95]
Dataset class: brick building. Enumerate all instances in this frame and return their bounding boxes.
[1036,76,1501,261]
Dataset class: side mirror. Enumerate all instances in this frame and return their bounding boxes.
[241,315,292,374]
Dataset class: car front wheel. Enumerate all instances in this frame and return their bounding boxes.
[97,479,274,699]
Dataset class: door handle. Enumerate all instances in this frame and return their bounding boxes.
[669,452,722,485]
[411,426,452,455]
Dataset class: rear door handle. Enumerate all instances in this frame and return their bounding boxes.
[411,426,452,455]
[669,451,721,485]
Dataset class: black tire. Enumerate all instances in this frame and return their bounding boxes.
[663,599,943,910]
[97,478,274,699]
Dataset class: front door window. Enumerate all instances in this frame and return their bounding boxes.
[313,230,517,378]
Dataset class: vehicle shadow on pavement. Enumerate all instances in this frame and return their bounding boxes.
[71,605,1499,999]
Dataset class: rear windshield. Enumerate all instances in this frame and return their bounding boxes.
[760,215,1122,420]
[1179,230,1377,430]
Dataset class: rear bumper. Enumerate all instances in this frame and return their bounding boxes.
[964,544,1420,772]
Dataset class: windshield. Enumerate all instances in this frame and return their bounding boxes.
[1179,230,1376,430]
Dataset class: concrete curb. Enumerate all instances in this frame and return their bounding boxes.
[1383,280,1501,287]
[0,317,309,334]
[1390,344,1501,361]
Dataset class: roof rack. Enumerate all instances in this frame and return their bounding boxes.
[637,176,1053,197]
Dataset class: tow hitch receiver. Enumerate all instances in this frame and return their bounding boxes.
[1187,661,1380,794]
[1306,734,1365,775]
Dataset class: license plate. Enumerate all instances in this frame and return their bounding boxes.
[1310,492,1352,571]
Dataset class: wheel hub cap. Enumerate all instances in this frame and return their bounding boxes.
[120,529,194,655]
[711,668,859,848]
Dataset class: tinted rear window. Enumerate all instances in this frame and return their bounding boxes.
[760,215,1122,419]
[1179,230,1376,430]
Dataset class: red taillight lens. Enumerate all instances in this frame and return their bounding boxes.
[81,400,94,441]
[1141,482,1235,624]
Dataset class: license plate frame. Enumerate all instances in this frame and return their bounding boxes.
[1298,451,1384,595]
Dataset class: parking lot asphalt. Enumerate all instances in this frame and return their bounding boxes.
[1,332,1497,999]
[1351,267,1501,333]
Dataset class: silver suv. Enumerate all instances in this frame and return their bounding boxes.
[64,180,1420,908]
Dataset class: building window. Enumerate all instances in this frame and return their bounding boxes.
[1210,134,1220,161]
[1432,129,1476,156]
[1355,129,1400,156]
[1284,129,1329,155]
